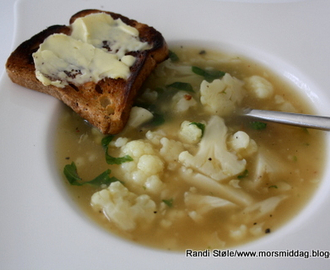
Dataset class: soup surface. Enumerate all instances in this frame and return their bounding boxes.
[55,46,325,251]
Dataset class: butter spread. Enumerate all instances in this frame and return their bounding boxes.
[33,13,151,88]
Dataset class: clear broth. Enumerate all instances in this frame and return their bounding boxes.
[55,46,326,251]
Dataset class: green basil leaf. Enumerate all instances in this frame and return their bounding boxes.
[63,162,82,185]
[166,82,194,92]
[249,121,267,130]
[204,70,226,82]
[169,50,179,62]
[88,170,120,186]
[105,154,133,165]
[101,135,133,165]
[191,66,205,76]
[101,135,115,150]
[192,66,225,82]
[162,198,174,207]
[63,162,119,187]
[149,113,165,126]
[237,169,249,179]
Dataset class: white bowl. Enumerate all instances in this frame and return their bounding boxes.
[1,0,330,269]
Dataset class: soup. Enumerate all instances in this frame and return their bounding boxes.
[55,46,325,251]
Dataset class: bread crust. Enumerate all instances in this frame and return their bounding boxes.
[6,9,168,134]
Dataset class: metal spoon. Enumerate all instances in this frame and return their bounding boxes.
[241,108,330,131]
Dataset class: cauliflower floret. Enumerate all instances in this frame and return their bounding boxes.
[230,225,247,240]
[229,131,250,150]
[139,88,158,103]
[200,73,245,116]
[110,137,129,148]
[159,137,185,170]
[154,60,193,77]
[160,209,186,229]
[243,195,287,220]
[184,189,237,222]
[179,115,246,181]
[179,121,203,144]
[121,140,155,158]
[137,154,164,175]
[144,175,164,193]
[228,131,258,158]
[91,182,156,231]
[119,140,165,194]
[172,91,197,113]
[245,75,274,99]
[274,94,296,112]
[249,222,265,236]
[125,106,153,129]
[145,130,167,146]
[229,179,241,189]
[179,167,253,206]
[250,148,287,189]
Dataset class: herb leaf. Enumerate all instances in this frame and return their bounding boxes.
[149,112,165,126]
[166,82,194,92]
[63,162,119,187]
[105,154,133,165]
[101,135,114,150]
[192,66,225,82]
[190,122,205,137]
[101,135,133,165]
[237,169,249,179]
[162,198,174,207]
[169,50,179,62]
[249,121,267,130]
[191,66,206,76]
[63,161,82,184]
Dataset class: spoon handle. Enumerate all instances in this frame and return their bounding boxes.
[242,109,330,131]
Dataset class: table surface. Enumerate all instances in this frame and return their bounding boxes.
[0,0,15,80]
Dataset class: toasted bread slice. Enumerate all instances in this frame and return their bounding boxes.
[6,9,168,134]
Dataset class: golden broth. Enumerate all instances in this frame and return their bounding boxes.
[55,46,325,251]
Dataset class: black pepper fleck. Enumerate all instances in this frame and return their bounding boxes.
[265,228,271,234]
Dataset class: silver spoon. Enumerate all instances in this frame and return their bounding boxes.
[241,108,330,131]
